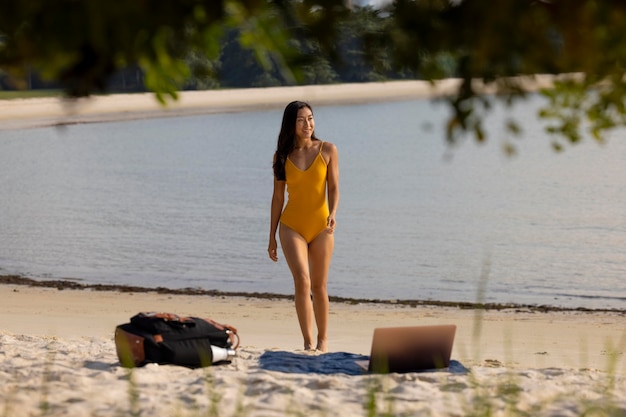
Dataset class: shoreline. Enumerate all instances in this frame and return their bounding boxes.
[2,275,624,315]
[0,77,559,131]
[0,80,452,131]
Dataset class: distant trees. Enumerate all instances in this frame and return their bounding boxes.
[0,5,403,92]
[2,0,626,148]
[212,6,407,88]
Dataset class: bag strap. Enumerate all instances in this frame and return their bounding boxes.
[204,318,240,349]
[227,325,240,349]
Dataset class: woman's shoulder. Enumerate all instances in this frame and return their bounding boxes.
[320,140,337,152]
[319,140,338,165]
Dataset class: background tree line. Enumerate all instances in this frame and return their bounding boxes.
[2,0,626,148]
[0,6,416,93]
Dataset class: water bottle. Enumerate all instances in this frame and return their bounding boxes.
[210,345,237,363]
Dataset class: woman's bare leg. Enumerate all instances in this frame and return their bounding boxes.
[279,225,315,350]
[308,231,334,352]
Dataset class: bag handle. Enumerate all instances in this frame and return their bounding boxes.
[204,318,240,350]
[224,324,240,350]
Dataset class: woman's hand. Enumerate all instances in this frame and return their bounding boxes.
[268,239,279,262]
[326,214,336,234]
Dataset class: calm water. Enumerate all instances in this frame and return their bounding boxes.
[1,96,625,310]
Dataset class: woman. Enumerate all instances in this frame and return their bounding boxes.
[268,101,340,352]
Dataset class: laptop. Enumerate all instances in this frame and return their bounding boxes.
[356,324,457,373]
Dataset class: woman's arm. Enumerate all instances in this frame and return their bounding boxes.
[325,142,340,232]
[268,176,285,261]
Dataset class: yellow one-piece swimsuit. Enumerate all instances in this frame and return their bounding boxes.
[280,142,329,243]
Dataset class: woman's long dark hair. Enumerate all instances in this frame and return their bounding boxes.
[273,100,318,181]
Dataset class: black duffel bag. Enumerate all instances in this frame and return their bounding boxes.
[115,312,240,368]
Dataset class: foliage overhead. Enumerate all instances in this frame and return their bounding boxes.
[380,0,626,150]
[1,0,626,148]
[0,0,300,103]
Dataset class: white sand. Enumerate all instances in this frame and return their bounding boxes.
[1,285,624,416]
[0,80,458,130]
[0,76,559,130]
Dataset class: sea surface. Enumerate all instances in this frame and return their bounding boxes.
[1,95,625,310]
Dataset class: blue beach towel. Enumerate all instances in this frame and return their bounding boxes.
[258,351,468,375]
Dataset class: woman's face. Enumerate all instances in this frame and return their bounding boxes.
[294,107,314,140]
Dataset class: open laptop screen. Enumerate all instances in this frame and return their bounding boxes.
[368,324,457,373]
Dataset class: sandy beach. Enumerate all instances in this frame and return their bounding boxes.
[1,282,624,417]
[1,81,625,416]
[0,80,453,131]
[0,76,561,131]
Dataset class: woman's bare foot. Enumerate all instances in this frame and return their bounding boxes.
[316,339,327,353]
